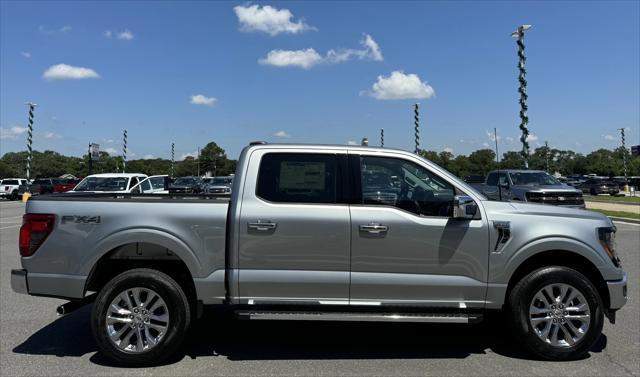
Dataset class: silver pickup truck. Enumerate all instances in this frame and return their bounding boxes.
[11,143,627,366]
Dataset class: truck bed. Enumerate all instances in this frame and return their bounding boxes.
[22,193,230,303]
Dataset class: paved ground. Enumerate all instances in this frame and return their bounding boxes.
[1,201,638,376]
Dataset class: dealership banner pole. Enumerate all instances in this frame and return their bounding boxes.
[414,103,420,154]
[25,102,37,192]
[380,128,384,148]
[171,142,175,177]
[618,128,629,192]
[511,25,532,169]
[122,129,128,173]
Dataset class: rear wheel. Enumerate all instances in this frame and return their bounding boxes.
[91,268,191,366]
[508,266,604,360]
[10,190,18,200]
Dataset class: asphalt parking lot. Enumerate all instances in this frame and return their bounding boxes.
[0,201,638,376]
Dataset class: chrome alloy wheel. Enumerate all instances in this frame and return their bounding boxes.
[529,283,591,347]
[106,287,170,353]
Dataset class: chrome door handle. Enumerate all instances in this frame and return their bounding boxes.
[359,223,388,234]
[248,221,277,231]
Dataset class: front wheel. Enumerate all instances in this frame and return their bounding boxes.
[91,268,191,366]
[508,266,604,360]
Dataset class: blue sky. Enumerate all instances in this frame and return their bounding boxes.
[1,1,639,160]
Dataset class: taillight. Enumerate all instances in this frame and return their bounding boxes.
[19,214,55,257]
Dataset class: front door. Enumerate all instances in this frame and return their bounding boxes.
[238,150,351,305]
[349,153,490,308]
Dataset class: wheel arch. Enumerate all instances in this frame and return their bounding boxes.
[505,250,610,309]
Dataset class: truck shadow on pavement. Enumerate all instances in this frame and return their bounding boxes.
[13,306,607,367]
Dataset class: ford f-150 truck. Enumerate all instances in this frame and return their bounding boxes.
[481,170,585,209]
[11,143,627,366]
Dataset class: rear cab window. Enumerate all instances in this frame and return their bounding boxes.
[257,153,338,204]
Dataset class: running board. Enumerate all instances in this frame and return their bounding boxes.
[236,311,483,324]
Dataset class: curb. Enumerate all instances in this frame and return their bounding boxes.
[585,200,640,207]
[609,216,640,225]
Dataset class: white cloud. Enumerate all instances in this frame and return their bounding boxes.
[273,130,291,138]
[485,130,500,142]
[117,29,134,40]
[41,131,62,139]
[143,154,155,159]
[526,133,539,142]
[259,48,322,69]
[0,126,28,139]
[505,136,515,143]
[60,25,72,33]
[234,4,314,36]
[43,64,100,81]
[366,71,435,100]
[190,94,217,107]
[260,34,383,69]
[181,151,197,159]
[104,29,134,40]
[104,147,118,156]
[347,140,358,145]
[482,142,490,147]
[21,51,31,59]
[443,147,454,154]
[603,134,615,141]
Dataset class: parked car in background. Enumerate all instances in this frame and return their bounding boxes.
[578,178,620,195]
[168,176,204,194]
[0,178,27,200]
[69,173,150,193]
[205,176,233,194]
[53,178,81,193]
[482,170,585,208]
[130,175,170,194]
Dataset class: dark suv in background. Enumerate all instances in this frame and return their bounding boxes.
[578,178,620,195]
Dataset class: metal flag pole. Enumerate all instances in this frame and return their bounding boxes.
[511,25,532,168]
[494,128,500,167]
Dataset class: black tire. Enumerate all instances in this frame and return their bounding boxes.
[91,268,191,366]
[10,190,18,201]
[508,266,604,361]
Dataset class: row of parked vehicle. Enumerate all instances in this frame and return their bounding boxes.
[0,174,234,200]
[463,170,639,209]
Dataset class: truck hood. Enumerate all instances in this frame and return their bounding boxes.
[483,200,610,223]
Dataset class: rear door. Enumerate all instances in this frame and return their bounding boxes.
[237,149,351,305]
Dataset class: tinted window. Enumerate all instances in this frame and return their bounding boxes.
[498,173,509,186]
[149,176,166,190]
[2,180,19,185]
[129,177,139,190]
[257,153,337,204]
[33,178,51,185]
[486,173,498,186]
[360,156,454,217]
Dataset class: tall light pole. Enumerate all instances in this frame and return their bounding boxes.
[511,24,532,169]
[617,128,629,191]
[24,102,37,191]
[414,103,420,154]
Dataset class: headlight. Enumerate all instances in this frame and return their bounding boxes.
[598,226,620,267]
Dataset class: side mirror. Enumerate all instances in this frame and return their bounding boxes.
[453,195,478,220]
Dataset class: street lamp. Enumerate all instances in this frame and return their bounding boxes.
[511,24,532,169]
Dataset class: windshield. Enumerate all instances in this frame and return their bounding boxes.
[73,177,130,191]
[212,177,231,185]
[174,178,196,185]
[510,172,560,186]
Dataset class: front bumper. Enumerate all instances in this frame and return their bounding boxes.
[607,271,628,310]
[11,269,28,294]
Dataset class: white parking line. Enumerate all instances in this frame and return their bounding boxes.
[613,221,640,227]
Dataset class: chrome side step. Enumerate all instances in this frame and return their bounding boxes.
[236,311,483,324]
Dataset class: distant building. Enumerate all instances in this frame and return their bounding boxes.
[632,145,640,157]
